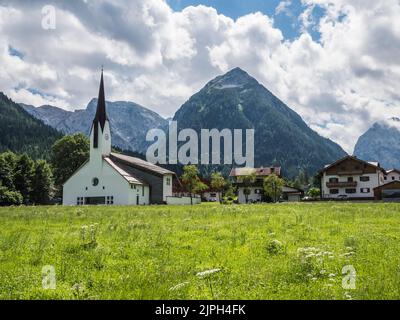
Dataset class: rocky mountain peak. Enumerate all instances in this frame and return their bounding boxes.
[208,67,258,90]
[354,118,400,170]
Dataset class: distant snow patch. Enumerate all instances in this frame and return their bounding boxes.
[215,84,243,90]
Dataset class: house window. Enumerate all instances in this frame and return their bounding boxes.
[360,176,370,182]
[106,196,114,205]
[384,176,387,180]
[392,176,396,181]
[142,186,145,197]
[166,177,171,186]
[77,197,84,205]
[330,189,339,194]
[361,188,370,193]
[329,178,339,183]
[348,177,354,182]
[345,189,357,194]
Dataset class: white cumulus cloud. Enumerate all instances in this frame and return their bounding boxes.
[0,0,399,154]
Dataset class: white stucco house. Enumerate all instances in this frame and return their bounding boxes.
[63,71,175,206]
[229,167,303,203]
[384,169,400,183]
[318,155,386,200]
[230,167,280,203]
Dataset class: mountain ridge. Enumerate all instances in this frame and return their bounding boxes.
[173,67,347,177]
[14,67,348,177]
[22,99,169,154]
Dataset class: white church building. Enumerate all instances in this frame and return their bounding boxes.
[63,71,175,206]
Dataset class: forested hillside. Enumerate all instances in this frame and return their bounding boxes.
[0,93,62,159]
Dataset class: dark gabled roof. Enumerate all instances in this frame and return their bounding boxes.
[318,155,384,176]
[63,154,176,187]
[110,153,175,176]
[373,180,400,191]
[386,169,400,175]
[283,185,304,194]
[104,157,146,185]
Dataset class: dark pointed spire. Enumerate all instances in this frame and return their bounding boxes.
[93,68,107,131]
[93,68,108,148]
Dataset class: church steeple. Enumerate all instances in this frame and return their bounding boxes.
[93,68,108,149]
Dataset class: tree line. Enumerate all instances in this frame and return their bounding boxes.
[0,131,321,206]
[0,152,53,205]
[0,133,89,206]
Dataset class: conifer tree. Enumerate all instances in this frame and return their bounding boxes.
[31,160,53,205]
[14,153,35,204]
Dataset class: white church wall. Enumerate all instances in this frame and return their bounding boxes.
[63,160,147,206]
[89,121,111,168]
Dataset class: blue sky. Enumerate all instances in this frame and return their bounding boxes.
[167,0,323,40]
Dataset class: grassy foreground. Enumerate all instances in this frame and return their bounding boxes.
[0,203,399,300]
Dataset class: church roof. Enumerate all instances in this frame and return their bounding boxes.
[93,69,108,131]
[92,69,108,149]
[110,153,175,176]
[104,157,146,185]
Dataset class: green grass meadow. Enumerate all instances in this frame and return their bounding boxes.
[0,203,399,300]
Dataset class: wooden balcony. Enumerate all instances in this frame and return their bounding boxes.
[326,181,358,188]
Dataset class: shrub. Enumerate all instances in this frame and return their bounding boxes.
[266,239,284,255]
[0,187,23,206]
[307,188,321,199]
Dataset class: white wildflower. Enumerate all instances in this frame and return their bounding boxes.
[169,282,190,291]
[197,269,221,277]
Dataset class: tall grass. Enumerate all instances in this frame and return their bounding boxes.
[0,203,399,300]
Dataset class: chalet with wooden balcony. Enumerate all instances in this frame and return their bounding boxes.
[318,156,386,200]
